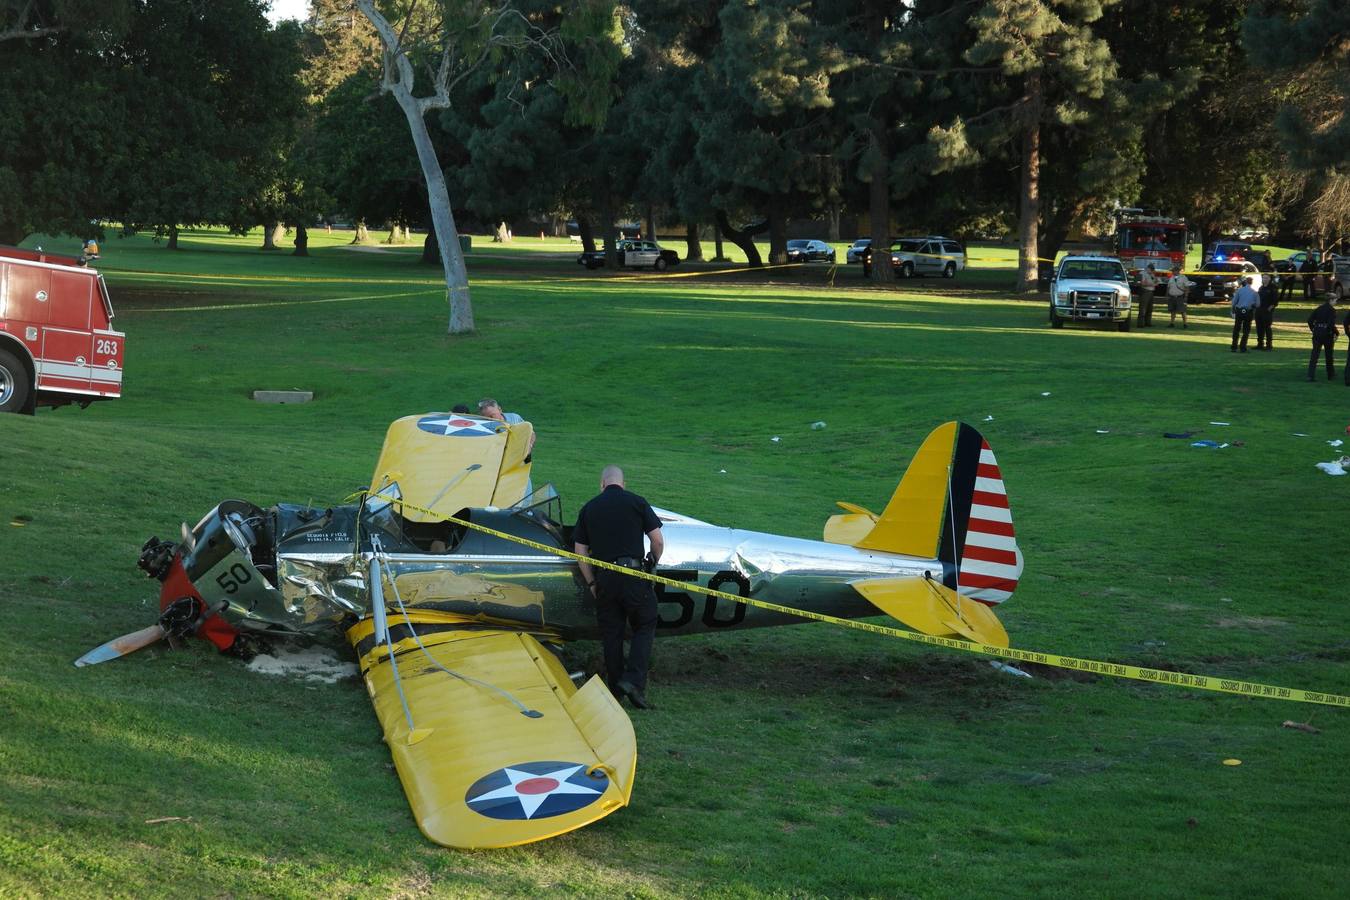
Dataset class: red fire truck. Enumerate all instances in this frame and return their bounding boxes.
[0,246,125,414]
[1113,214,1188,285]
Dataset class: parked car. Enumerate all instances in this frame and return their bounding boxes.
[1189,260,1261,303]
[845,238,871,264]
[892,236,965,278]
[1328,255,1350,301]
[1274,250,1321,273]
[1205,240,1253,263]
[861,236,965,278]
[1048,256,1132,331]
[577,239,680,271]
[786,239,835,263]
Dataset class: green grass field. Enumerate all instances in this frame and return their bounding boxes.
[3,228,1347,898]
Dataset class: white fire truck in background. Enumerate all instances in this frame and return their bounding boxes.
[0,246,125,414]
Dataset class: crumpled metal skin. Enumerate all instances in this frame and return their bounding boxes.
[179,498,949,642]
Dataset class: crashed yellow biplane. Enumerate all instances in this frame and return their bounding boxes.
[78,413,1022,849]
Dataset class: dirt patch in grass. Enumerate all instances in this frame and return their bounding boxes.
[1212,616,1289,629]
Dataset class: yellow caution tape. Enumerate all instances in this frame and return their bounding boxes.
[364,492,1350,708]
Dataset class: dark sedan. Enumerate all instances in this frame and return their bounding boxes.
[1189,260,1260,303]
[786,239,836,263]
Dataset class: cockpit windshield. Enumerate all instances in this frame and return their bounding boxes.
[512,483,563,527]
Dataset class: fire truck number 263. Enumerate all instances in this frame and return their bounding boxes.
[0,246,126,414]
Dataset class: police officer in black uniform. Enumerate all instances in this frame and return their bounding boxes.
[1343,305,1350,386]
[1306,293,1338,382]
[1255,275,1278,351]
[573,465,664,709]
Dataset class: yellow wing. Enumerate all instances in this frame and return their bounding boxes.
[368,414,534,522]
[347,613,636,849]
[490,421,534,507]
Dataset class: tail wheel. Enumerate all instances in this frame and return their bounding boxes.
[0,348,32,413]
[654,257,668,271]
[900,261,913,278]
[943,262,956,278]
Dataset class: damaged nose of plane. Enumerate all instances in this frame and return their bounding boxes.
[138,536,177,581]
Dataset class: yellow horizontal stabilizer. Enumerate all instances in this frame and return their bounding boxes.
[823,501,878,545]
[824,513,876,546]
[348,621,636,849]
[852,576,1009,648]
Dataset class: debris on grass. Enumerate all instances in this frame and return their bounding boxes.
[1164,431,1195,439]
[1281,720,1320,734]
[1191,440,1223,448]
[810,421,827,430]
[1222,758,1242,766]
[989,661,1032,678]
[1314,457,1349,476]
[770,436,780,442]
[1040,391,1051,397]
[247,645,356,683]
[983,414,994,421]
[1210,421,1231,426]
[145,816,192,825]
[1328,439,1344,448]
[1096,429,1110,434]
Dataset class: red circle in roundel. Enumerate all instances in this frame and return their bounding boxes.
[515,777,560,795]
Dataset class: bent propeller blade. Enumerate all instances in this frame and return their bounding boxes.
[74,623,167,667]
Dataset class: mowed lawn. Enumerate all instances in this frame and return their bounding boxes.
[2,229,1347,898]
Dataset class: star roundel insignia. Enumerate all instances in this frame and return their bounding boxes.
[416,414,506,437]
[464,761,609,820]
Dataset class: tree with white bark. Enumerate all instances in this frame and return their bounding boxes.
[355,0,565,334]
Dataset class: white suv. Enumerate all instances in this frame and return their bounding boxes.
[890,236,965,278]
[1049,256,1133,331]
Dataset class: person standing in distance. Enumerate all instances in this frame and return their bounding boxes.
[1166,267,1194,328]
[1306,293,1338,382]
[1300,252,1318,300]
[1136,264,1159,327]
[1230,276,1259,353]
[1255,275,1278,351]
[1342,303,1350,386]
[573,466,664,709]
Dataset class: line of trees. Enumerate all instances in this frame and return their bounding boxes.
[1,1,1345,325]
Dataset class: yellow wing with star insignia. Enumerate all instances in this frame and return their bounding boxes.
[369,413,535,522]
[347,611,636,849]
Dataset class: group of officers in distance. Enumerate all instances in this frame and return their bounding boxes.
[1132,263,1349,384]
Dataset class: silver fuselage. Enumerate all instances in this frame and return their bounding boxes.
[186,500,951,643]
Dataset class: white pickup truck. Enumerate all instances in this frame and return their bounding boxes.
[1048,256,1133,332]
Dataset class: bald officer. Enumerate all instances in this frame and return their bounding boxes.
[574,466,664,709]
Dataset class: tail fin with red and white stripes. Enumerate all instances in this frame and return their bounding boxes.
[842,422,1022,605]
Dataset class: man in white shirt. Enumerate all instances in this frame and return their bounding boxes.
[1167,269,1194,329]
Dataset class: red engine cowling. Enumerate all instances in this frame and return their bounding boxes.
[158,554,240,653]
